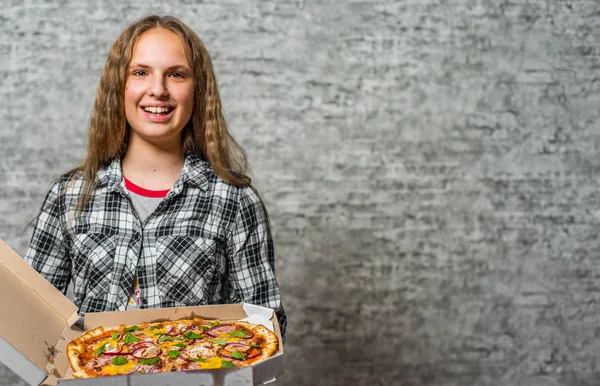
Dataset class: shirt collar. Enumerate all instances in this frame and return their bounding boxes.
[96,155,210,192]
[179,154,210,191]
[96,158,123,192]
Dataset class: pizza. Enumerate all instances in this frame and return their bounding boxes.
[66,317,279,378]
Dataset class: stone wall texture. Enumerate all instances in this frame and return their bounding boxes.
[2,0,600,385]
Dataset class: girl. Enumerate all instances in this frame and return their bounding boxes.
[24,15,286,338]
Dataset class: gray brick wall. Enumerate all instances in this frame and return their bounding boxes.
[2,1,600,385]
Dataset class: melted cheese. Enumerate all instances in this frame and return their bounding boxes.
[100,361,137,375]
[198,356,224,369]
[142,328,162,337]
[157,340,181,352]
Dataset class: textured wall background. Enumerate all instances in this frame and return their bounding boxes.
[2,0,600,385]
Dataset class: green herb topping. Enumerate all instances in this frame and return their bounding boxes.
[158,335,175,343]
[124,333,140,344]
[209,321,221,328]
[111,333,119,340]
[112,356,128,366]
[183,331,203,340]
[229,330,248,338]
[174,343,186,348]
[123,325,140,332]
[230,351,246,361]
[210,339,227,345]
[221,360,235,368]
[139,357,160,365]
[94,343,107,356]
[167,350,180,359]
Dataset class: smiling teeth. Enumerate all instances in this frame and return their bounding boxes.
[144,106,170,113]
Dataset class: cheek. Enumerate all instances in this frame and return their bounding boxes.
[179,86,194,103]
[124,87,141,123]
[124,83,143,104]
[175,86,194,114]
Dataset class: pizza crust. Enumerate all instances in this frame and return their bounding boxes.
[67,326,106,378]
[236,322,279,364]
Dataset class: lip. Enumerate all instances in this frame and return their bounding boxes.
[139,106,175,122]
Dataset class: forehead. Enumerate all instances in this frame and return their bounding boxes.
[130,28,190,67]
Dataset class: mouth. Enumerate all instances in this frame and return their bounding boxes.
[140,105,175,122]
[141,106,174,115]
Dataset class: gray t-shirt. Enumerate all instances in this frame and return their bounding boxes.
[129,190,163,222]
[125,188,166,310]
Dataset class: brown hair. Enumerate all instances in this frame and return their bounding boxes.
[75,15,249,210]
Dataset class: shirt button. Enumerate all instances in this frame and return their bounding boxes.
[141,299,148,305]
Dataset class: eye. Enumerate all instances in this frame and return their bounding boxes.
[170,72,184,78]
[132,70,147,76]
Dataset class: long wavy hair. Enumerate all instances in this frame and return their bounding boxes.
[75,15,249,211]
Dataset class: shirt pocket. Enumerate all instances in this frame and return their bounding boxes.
[156,235,219,306]
[71,233,116,304]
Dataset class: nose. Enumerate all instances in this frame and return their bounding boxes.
[149,75,168,97]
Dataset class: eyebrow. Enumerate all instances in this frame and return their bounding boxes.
[129,63,192,72]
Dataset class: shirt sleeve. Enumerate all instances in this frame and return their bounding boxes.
[226,186,287,340]
[24,180,72,294]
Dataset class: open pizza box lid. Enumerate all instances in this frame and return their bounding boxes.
[0,239,284,386]
[0,240,79,386]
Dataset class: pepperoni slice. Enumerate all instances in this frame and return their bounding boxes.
[205,324,236,336]
[205,324,254,338]
[217,343,261,360]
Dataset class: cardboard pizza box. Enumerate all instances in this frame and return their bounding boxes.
[0,239,284,386]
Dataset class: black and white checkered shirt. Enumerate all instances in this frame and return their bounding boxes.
[25,155,286,338]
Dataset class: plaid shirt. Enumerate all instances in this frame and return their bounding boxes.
[25,155,286,338]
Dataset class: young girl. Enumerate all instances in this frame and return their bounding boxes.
[24,15,286,338]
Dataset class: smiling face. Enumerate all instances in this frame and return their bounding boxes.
[124,28,195,150]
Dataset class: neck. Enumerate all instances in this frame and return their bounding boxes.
[121,135,185,190]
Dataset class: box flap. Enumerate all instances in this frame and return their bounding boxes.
[0,240,78,372]
[84,304,251,329]
[240,304,274,332]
